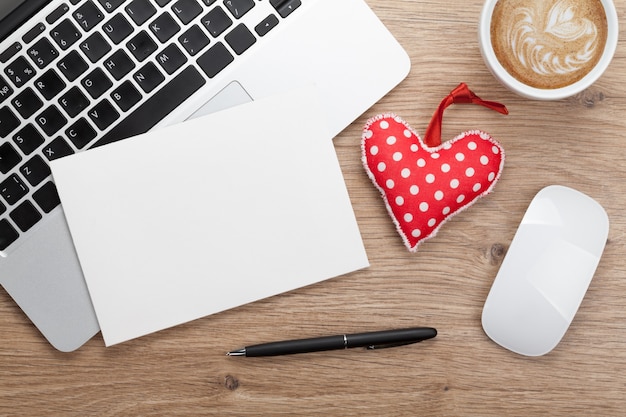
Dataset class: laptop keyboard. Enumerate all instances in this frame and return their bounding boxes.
[0,0,301,252]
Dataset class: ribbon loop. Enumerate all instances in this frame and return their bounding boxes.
[423,83,508,147]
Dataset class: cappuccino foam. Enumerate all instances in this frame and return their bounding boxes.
[490,0,608,89]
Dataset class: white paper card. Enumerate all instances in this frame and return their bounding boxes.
[51,87,369,346]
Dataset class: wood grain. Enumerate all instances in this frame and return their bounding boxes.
[2,1,626,415]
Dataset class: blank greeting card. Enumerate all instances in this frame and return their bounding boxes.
[51,86,369,346]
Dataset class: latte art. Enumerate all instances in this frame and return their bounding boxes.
[491,0,608,89]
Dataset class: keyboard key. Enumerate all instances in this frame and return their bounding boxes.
[50,19,82,50]
[133,62,165,93]
[255,14,279,37]
[20,155,51,186]
[0,202,4,215]
[11,88,43,118]
[4,56,36,88]
[80,32,112,63]
[0,142,22,174]
[0,219,19,251]
[35,106,67,137]
[103,13,134,45]
[23,23,46,44]
[88,99,119,130]
[202,7,232,38]
[13,124,45,155]
[93,66,205,147]
[43,137,74,161]
[59,86,90,117]
[125,0,157,26]
[0,107,20,138]
[156,0,173,6]
[171,0,203,25]
[34,69,66,100]
[225,23,255,55]
[150,13,181,43]
[10,201,42,232]
[0,174,28,205]
[179,25,210,56]
[82,68,113,98]
[0,43,22,64]
[197,42,233,78]
[97,0,125,13]
[224,0,255,19]
[33,181,61,213]
[46,3,70,24]
[156,44,187,74]
[111,80,142,112]
[103,50,136,80]
[73,0,105,32]
[270,0,301,18]
[27,38,59,69]
[57,50,89,81]
[127,31,158,62]
[66,117,97,147]
[201,0,217,5]
[0,76,13,105]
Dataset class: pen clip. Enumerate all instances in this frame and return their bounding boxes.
[366,339,424,350]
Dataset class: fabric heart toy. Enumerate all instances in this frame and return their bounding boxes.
[362,83,508,252]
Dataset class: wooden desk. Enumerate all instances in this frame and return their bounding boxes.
[2,1,625,415]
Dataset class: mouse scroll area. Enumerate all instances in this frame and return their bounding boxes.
[482,185,609,356]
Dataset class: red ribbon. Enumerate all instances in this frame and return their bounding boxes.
[423,83,508,148]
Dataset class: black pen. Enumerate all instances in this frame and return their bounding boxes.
[227,327,437,357]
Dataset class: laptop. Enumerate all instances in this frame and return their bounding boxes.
[0,0,410,351]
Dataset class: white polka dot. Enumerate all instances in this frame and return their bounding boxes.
[396,196,404,206]
[441,163,450,173]
[434,190,444,200]
[370,145,379,156]
[473,183,482,192]
[377,162,386,172]
[364,130,373,139]
[411,229,421,238]
[386,179,395,189]
[380,120,389,129]
[401,168,411,178]
[393,152,403,161]
[492,146,500,154]
[468,141,477,150]
[443,142,452,150]
[456,153,465,161]
[457,194,465,203]
[410,185,419,195]
[480,155,489,165]
[465,167,475,177]
[428,218,437,227]
[387,136,397,145]
[419,202,429,212]
[450,179,460,189]
[417,158,426,167]
[410,144,419,152]
[488,172,496,181]
[443,207,451,215]
[404,129,412,138]
[425,174,435,183]
[404,213,413,222]
[431,153,440,159]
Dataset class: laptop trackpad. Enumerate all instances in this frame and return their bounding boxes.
[187,81,253,120]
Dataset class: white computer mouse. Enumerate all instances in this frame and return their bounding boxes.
[482,185,609,356]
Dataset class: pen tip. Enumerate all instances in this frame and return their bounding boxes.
[226,349,246,356]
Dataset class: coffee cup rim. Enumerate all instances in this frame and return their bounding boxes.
[479,0,619,100]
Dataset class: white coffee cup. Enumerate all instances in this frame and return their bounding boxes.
[479,0,618,100]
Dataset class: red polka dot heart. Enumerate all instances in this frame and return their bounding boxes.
[361,84,508,252]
